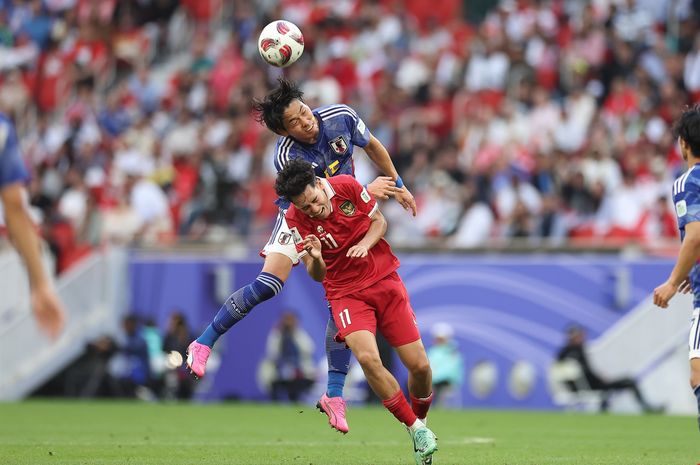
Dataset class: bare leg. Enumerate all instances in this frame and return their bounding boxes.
[395,339,432,398]
[344,330,401,399]
[260,252,295,280]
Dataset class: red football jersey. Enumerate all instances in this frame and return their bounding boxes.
[285,175,400,299]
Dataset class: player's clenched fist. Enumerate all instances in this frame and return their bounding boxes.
[653,280,676,309]
[303,234,322,259]
[653,277,692,309]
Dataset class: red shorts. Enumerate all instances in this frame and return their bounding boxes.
[328,271,420,347]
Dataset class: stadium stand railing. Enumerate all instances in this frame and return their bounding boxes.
[0,246,128,401]
[585,291,695,415]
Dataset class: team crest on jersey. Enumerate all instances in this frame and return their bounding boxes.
[277,232,292,245]
[339,201,355,216]
[676,200,688,217]
[329,135,348,155]
[317,225,325,234]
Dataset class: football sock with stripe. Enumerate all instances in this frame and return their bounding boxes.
[410,392,434,421]
[383,390,418,427]
[197,272,284,348]
[325,311,350,397]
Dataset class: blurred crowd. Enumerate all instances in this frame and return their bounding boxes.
[48,311,196,401]
[2,0,700,271]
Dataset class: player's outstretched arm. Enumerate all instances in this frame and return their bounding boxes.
[363,135,417,216]
[2,183,65,338]
[654,221,700,308]
[301,234,326,281]
[347,208,387,258]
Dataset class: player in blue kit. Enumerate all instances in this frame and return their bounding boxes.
[0,112,65,338]
[653,104,700,430]
[187,79,417,433]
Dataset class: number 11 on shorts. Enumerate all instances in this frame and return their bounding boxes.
[339,308,351,328]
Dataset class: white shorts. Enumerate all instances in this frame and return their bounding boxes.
[260,210,307,265]
[689,308,700,360]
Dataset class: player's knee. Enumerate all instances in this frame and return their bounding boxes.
[690,372,700,389]
[355,351,383,373]
[408,357,431,380]
[690,360,700,387]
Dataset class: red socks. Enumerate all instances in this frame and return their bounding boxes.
[382,390,418,427]
[410,392,433,420]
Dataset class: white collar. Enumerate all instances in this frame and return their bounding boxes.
[319,177,336,199]
[319,177,335,214]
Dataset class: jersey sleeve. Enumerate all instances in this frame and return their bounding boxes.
[345,106,371,148]
[334,175,377,217]
[273,136,297,172]
[677,178,700,228]
[274,137,300,209]
[0,117,30,187]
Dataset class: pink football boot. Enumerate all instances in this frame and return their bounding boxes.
[186,341,211,379]
[316,393,349,434]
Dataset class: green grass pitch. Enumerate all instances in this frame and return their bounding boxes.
[1,400,699,464]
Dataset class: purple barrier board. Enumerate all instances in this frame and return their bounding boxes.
[129,253,673,408]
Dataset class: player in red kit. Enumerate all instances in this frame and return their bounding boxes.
[275,159,437,465]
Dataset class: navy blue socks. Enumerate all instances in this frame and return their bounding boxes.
[325,313,351,397]
[197,272,284,347]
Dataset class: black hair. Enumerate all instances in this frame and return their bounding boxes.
[252,78,304,134]
[673,104,700,158]
[275,158,316,200]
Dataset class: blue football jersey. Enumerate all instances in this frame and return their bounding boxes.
[673,165,700,306]
[0,113,29,188]
[273,104,371,209]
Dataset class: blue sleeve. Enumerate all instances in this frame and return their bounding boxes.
[0,117,30,187]
[273,137,296,172]
[678,179,700,229]
[345,108,371,148]
[273,137,301,209]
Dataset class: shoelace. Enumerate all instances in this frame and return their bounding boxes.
[414,430,431,452]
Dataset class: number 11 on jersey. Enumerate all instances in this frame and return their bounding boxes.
[339,308,351,328]
[320,233,339,249]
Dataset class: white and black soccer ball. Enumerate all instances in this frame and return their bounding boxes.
[258,20,305,68]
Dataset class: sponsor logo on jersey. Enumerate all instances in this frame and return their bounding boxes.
[339,200,356,216]
[357,118,366,134]
[676,199,688,217]
[290,226,303,244]
[360,188,371,203]
[329,135,348,155]
[327,160,340,175]
[277,232,292,245]
[317,225,325,234]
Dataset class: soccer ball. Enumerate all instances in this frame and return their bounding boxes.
[258,20,305,68]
